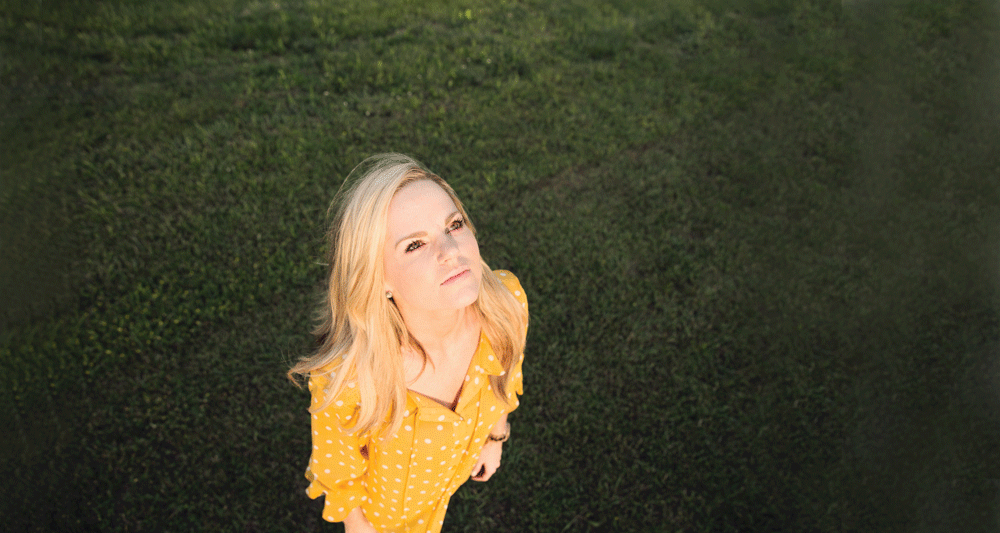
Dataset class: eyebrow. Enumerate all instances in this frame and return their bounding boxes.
[394,210,461,248]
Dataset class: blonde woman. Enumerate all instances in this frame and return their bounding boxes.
[289,153,528,533]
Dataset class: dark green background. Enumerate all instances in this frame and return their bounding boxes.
[2,0,998,531]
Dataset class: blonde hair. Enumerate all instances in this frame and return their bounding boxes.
[288,153,527,440]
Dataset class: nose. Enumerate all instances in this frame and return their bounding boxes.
[437,234,459,262]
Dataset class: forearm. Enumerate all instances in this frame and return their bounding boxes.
[342,506,373,531]
[490,413,509,437]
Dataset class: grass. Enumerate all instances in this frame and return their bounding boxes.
[2,0,999,531]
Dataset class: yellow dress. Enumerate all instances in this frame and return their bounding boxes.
[304,270,527,532]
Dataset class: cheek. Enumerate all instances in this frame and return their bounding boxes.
[382,255,394,289]
[388,255,431,299]
[383,252,410,292]
[464,233,481,260]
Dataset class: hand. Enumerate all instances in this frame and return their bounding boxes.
[471,440,503,482]
[343,507,377,533]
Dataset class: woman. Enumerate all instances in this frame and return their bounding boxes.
[289,153,528,532]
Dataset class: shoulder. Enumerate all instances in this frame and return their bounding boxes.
[492,269,527,306]
[308,369,361,413]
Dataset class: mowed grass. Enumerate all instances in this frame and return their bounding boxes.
[2,0,999,531]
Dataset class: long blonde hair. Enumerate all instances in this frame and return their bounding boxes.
[288,153,527,440]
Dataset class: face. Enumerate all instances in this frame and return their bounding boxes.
[383,179,482,314]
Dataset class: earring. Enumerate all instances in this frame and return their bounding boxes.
[386,291,393,299]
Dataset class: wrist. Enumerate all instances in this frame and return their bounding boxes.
[487,422,510,443]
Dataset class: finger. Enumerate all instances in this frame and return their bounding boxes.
[473,463,493,482]
[477,465,497,481]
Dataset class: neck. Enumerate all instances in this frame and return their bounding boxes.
[396,304,480,363]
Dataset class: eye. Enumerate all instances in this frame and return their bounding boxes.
[405,240,424,253]
[448,218,465,232]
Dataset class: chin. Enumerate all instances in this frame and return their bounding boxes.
[455,289,481,309]
[449,281,481,310]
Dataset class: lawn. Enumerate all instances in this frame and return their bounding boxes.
[2,0,999,531]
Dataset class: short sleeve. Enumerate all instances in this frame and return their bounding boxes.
[494,270,527,397]
[304,374,370,522]
[495,269,528,315]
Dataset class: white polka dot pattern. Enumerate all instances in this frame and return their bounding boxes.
[302,270,527,532]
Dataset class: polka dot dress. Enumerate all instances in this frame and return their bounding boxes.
[304,270,527,533]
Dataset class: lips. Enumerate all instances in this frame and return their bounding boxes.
[441,268,470,285]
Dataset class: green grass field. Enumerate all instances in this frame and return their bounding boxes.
[2,0,999,531]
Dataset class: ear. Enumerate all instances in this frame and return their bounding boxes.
[383,276,397,302]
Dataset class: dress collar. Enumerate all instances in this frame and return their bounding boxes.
[472,331,505,377]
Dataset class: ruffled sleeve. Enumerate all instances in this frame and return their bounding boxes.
[304,374,369,522]
[494,269,527,398]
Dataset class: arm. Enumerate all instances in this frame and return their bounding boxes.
[471,413,509,482]
[472,270,526,482]
[342,507,377,533]
[304,376,370,522]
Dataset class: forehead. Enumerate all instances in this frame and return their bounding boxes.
[387,179,457,225]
